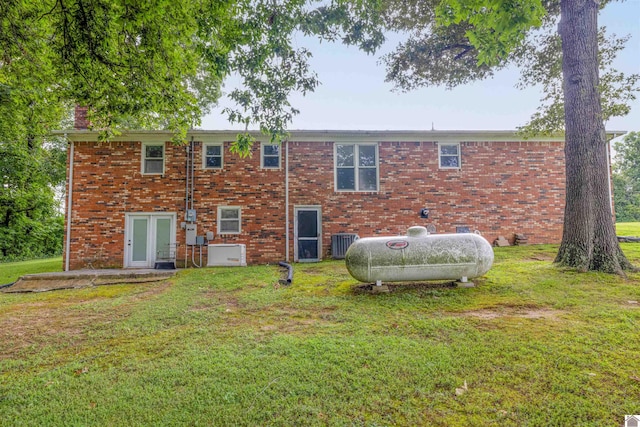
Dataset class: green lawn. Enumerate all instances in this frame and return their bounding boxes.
[0,257,62,284]
[617,222,640,236]
[1,231,639,426]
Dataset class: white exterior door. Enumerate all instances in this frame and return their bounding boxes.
[294,206,322,262]
[125,213,175,268]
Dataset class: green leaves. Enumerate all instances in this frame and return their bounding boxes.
[435,0,546,66]
[222,1,319,147]
[613,132,640,222]
[223,0,385,147]
[1,0,388,149]
[380,0,638,136]
[0,137,65,260]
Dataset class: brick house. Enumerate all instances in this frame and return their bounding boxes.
[59,121,618,270]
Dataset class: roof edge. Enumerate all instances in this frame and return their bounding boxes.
[52,129,628,143]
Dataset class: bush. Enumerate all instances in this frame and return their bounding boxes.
[0,215,64,262]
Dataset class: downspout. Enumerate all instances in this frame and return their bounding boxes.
[65,136,73,271]
[185,142,190,224]
[189,137,202,268]
[285,140,290,261]
[607,133,616,216]
[191,136,195,212]
[185,141,190,267]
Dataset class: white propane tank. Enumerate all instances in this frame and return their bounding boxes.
[345,226,494,283]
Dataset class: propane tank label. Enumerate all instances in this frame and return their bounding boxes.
[386,240,409,250]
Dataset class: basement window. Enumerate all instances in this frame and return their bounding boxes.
[218,206,241,234]
[438,143,461,169]
[261,143,280,169]
[142,142,165,174]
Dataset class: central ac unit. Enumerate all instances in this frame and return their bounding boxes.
[331,233,359,259]
[207,244,247,267]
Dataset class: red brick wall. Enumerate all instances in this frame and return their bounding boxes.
[64,140,287,269]
[65,141,187,269]
[74,106,90,130]
[64,138,565,269]
[191,141,287,264]
[287,140,565,257]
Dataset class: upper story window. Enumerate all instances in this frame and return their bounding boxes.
[439,143,461,169]
[142,142,164,174]
[218,206,241,234]
[203,143,223,169]
[261,143,280,169]
[335,143,379,191]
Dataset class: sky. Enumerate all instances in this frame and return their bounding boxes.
[201,1,640,136]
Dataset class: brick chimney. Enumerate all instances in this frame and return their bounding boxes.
[74,106,90,129]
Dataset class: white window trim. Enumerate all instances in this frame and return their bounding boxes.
[217,206,242,235]
[260,142,281,169]
[141,142,165,175]
[202,142,224,169]
[334,143,379,192]
[438,142,462,169]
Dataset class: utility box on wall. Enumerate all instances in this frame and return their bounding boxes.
[185,209,196,222]
[207,244,247,267]
[186,224,197,245]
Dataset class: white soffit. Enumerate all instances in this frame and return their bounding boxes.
[55,129,626,144]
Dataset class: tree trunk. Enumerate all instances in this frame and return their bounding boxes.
[555,0,634,273]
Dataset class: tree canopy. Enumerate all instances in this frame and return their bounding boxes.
[380,0,638,136]
[0,135,66,261]
[0,0,386,260]
[377,0,636,273]
[613,132,640,222]
[0,0,385,147]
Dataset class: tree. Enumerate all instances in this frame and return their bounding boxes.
[0,0,384,148]
[613,132,640,222]
[0,32,69,260]
[378,0,636,273]
[0,133,66,260]
[380,0,638,136]
[552,0,632,273]
[0,0,384,259]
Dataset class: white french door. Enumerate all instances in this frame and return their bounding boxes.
[125,213,176,268]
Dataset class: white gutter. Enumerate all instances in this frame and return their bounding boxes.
[285,141,290,261]
[65,138,74,271]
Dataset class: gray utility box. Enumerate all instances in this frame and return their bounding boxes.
[331,233,359,259]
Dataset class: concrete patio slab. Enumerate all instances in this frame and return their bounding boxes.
[2,269,177,293]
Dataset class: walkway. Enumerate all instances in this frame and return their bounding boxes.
[2,269,177,293]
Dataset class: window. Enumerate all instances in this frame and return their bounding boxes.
[217,207,241,234]
[335,143,378,191]
[261,143,280,168]
[142,143,164,174]
[203,143,223,169]
[439,143,461,169]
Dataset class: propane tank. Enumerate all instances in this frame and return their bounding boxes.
[345,226,494,283]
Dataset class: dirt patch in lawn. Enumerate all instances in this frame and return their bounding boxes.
[528,255,555,261]
[0,281,174,360]
[190,290,243,312]
[461,307,565,320]
[128,280,173,301]
[352,281,457,293]
[218,301,339,338]
[0,305,107,359]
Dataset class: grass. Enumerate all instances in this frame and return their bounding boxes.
[617,222,640,237]
[0,257,62,284]
[1,227,639,426]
